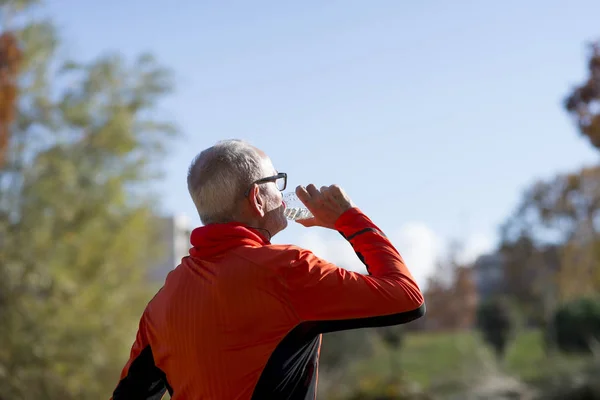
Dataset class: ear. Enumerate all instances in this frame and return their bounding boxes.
[248,184,266,218]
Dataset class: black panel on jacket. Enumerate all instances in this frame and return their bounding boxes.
[251,323,321,400]
[251,303,425,399]
[112,345,172,400]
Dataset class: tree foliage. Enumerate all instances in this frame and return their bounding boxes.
[0,30,21,167]
[422,245,478,331]
[476,297,516,360]
[0,2,177,398]
[493,41,600,328]
[551,296,600,354]
[565,41,600,150]
[499,166,600,321]
[501,166,600,246]
[497,236,561,325]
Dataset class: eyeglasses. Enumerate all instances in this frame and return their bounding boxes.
[244,172,287,197]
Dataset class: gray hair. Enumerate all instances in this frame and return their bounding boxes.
[187,139,265,225]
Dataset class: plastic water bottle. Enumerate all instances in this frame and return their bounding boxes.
[282,192,313,221]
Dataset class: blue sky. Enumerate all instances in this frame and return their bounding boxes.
[46,0,599,286]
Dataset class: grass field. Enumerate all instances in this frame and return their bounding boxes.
[354,330,496,390]
[503,329,591,383]
[344,328,592,394]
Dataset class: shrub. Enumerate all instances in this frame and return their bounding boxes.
[476,297,516,359]
[551,297,600,354]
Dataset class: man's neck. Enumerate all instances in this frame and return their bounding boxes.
[244,225,272,242]
[217,210,273,242]
[226,216,272,243]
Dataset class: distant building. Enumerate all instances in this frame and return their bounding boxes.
[149,214,193,282]
[471,252,505,300]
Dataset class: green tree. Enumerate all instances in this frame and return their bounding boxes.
[551,296,600,354]
[476,297,516,360]
[374,325,405,383]
[0,1,177,398]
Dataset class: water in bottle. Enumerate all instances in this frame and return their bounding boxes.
[282,192,313,221]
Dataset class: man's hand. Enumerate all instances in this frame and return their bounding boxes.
[295,184,355,229]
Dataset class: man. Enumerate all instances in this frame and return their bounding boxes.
[111,139,425,400]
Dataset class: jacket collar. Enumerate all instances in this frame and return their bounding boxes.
[189,222,270,259]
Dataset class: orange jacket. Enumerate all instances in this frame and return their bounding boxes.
[111,208,425,399]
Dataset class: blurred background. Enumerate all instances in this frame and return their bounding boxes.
[1,0,600,399]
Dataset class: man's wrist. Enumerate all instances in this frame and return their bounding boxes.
[334,207,362,229]
[334,207,380,238]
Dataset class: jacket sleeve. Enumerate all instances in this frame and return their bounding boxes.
[282,208,425,333]
[110,316,169,400]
